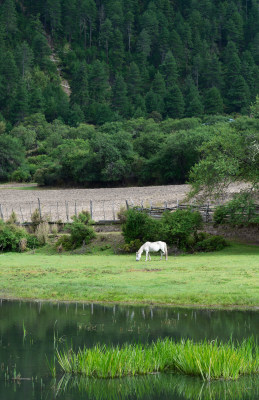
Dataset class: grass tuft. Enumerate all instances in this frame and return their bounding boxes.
[54,337,258,381]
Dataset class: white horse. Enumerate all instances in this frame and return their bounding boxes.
[136,241,168,261]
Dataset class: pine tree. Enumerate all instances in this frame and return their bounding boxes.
[46,0,61,34]
[70,62,89,112]
[11,81,29,123]
[0,0,17,37]
[164,85,185,118]
[145,90,164,114]
[29,86,45,114]
[137,29,151,64]
[89,60,110,103]
[203,87,224,115]
[15,42,34,78]
[185,80,203,117]
[152,72,166,98]
[112,74,129,117]
[99,18,113,63]
[127,62,142,102]
[110,29,125,71]
[161,51,178,89]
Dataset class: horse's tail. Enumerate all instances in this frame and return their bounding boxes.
[165,242,168,260]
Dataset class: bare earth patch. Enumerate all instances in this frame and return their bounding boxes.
[0,182,251,222]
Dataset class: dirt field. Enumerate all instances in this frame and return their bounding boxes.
[0,182,251,222]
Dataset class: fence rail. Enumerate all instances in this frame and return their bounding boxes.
[126,201,259,223]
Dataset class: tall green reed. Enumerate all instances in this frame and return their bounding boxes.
[54,337,258,381]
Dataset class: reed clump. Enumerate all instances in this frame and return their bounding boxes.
[55,337,258,381]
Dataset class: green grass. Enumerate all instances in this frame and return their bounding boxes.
[54,337,258,380]
[0,242,258,307]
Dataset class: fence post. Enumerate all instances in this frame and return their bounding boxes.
[164,201,167,211]
[206,202,209,222]
[149,201,152,215]
[20,206,24,223]
[141,200,144,211]
[0,204,3,220]
[90,200,93,220]
[56,202,59,221]
[65,201,69,221]
[126,200,129,210]
[177,199,179,209]
[74,201,77,217]
[103,200,106,220]
[38,198,42,219]
[112,203,115,220]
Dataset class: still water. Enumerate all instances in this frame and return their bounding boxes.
[0,300,258,400]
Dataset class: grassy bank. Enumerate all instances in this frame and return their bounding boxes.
[0,242,258,307]
[54,337,258,380]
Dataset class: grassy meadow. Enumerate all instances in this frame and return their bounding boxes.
[0,242,258,307]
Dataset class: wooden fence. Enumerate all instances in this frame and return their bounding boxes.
[126,200,259,223]
[126,200,215,222]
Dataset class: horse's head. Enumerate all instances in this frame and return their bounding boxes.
[136,252,141,261]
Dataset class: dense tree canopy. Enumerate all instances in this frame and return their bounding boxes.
[0,0,259,126]
[0,0,259,192]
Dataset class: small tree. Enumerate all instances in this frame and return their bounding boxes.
[66,211,96,248]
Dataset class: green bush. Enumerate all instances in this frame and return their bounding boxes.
[192,232,228,252]
[121,208,227,253]
[161,209,203,249]
[65,211,96,249]
[0,220,39,252]
[214,193,259,226]
[55,235,74,251]
[122,208,162,244]
[120,239,142,253]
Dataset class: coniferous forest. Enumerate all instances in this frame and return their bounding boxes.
[0,0,259,187]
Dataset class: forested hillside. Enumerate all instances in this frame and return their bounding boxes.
[0,0,259,187]
[1,0,259,125]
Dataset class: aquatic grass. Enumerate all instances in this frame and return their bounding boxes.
[55,337,258,381]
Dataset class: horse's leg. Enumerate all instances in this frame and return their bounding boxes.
[145,250,148,261]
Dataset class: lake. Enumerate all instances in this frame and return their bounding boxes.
[0,300,258,399]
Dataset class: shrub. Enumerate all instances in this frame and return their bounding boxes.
[192,232,228,252]
[51,224,59,235]
[65,211,96,249]
[122,208,162,244]
[6,211,18,224]
[214,193,259,226]
[55,235,74,251]
[31,208,42,225]
[120,239,142,253]
[35,222,50,245]
[161,209,203,249]
[0,220,39,252]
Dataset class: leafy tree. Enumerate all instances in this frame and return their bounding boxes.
[0,135,25,181]
[189,123,259,199]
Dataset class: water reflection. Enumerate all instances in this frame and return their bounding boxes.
[54,374,259,400]
[0,300,258,400]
